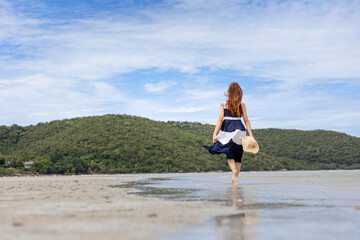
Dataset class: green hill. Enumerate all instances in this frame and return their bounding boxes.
[0,114,359,175]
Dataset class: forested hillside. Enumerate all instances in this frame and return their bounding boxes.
[0,114,359,175]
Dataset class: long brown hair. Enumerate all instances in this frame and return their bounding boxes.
[225,82,243,117]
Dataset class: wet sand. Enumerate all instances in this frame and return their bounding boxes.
[0,174,239,240]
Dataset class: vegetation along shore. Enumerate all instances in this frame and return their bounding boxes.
[1,114,359,175]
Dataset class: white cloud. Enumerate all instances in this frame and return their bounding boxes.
[243,86,360,136]
[1,0,359,82]
[0,73,128,125]
[158,106,208,113]
[0,0,359,136]
[144,81,173,93]
[179,89,225,101]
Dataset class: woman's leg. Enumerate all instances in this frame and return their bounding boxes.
[227,159,238,183]
[235,162,241,177]
[234,145,243,179]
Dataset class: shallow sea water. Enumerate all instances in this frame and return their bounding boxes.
[117,170,360,240]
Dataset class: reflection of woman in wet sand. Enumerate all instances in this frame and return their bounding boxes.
[204,82,254,183]
[215,185,258,240]
[228,184,244,207]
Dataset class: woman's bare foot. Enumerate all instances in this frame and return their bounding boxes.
[232,170,239,184]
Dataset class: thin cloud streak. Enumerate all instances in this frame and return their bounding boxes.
[144,81,174,93]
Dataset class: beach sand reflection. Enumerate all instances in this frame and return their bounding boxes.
[214,185,259,240]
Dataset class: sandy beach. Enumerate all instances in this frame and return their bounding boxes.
[0,174,239,240]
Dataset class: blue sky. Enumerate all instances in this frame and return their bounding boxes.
[0,0,359,137]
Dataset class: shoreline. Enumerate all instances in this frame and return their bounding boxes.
[2,168,360,178]
[0,174,241,240]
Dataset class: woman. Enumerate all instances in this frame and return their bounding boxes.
[204,82,254,183]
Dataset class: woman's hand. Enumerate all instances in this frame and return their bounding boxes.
[212,135,218,143]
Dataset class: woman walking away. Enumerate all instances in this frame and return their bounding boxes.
[204,82,254,184]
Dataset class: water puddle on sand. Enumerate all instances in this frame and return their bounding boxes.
[109,177,198,201]
[109,170,360,240]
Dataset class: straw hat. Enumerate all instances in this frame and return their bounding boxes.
[240,136,259,154]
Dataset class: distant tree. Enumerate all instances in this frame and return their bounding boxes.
[9,158,24,169]
[0,155,5,166]
[31,157,52,174]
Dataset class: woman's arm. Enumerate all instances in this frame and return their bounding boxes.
[241,102,254,137]
[212,102,225,143]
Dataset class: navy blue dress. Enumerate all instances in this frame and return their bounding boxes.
[204,102,246,162]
